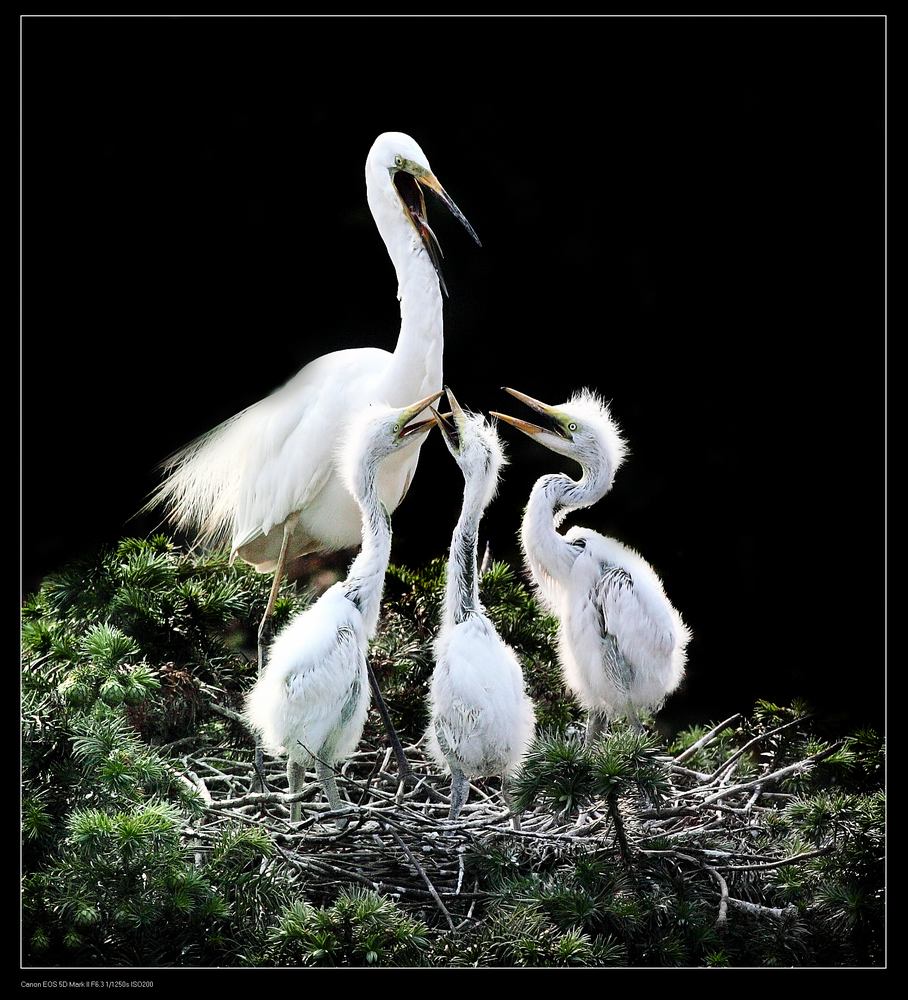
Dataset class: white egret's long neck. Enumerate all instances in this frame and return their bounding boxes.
[444,471,492,628]
[522,456,613,590]
[366,166,444,400]
[343,458,392,637]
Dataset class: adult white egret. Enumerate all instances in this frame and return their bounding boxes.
[146,132,480,670]
[427,389,536,821]
[492,388,690,740]
[244,391,442,822]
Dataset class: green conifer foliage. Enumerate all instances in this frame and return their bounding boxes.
[269,888,429,966]
[21,538,884,967]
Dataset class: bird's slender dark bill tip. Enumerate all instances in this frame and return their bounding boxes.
[433,406,460,450]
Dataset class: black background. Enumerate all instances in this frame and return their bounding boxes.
[22,15,885,732]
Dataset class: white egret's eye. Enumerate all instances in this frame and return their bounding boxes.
[568,422,578,432]
[393,424,402,434]
[394,155,404,167]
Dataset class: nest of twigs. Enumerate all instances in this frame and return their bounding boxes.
[175,711,836,932]
[179,738,580,930]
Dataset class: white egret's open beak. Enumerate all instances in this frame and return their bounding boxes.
[418,175,481,247]
[393,168,480,296]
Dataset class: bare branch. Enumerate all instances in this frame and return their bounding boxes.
[674,714,741,764]
[705,715,809,783]
[670,763,712,781]
[187,770,213,806]
[715,848,831,872]
[700,743,843,805]
[211,789,327,811]
[727,897,798,921]
[710,868,729,930]
[387,827,456,931]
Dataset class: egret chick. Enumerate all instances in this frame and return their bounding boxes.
[245,391,442,823]
[428,389,536,822]
[492,387,690,740]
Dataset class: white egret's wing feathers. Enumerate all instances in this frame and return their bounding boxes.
[281,626,367,763]
[564,527,689,712]
[147,347,392,554]
[244,584,370,764]
[433,694,482,765]
[146,403,262,550]
[428,615,536,777]
[594,564,676,661]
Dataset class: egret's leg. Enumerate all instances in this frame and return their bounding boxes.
[316,759,348,830]
[250,523,294,792]
[257,523,295,674]
[480,541,493,575]
[585,709,608,745]
[624,706,654,809]
[287,760,306,824]
[501,776,521,832]
[366,662,412,786]
[448,766,470,820]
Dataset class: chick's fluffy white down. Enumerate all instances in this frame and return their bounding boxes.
[428,615,536,777]
[244,584,370,766]
[558,528,689,715]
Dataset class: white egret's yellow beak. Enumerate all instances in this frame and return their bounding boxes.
[397,390,445,440]
[393,166,480,296]
[418,174,481,247]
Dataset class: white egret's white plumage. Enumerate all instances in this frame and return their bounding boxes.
[147,132,479,576]
[427,390,536,820]
[492,388,689,737]
[244,392,442,821]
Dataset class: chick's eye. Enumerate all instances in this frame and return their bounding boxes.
[394,155,404,167]
[568,422,578,432]
[393,424,401,434]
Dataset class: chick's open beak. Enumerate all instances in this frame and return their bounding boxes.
[445,386,468,425]
[490,387,560,439]
[433,386,471,450]
[399,390,445,439]
[431,407,458,450]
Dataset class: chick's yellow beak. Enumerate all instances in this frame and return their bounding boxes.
[399,390,445,438]
[490,386,559,438]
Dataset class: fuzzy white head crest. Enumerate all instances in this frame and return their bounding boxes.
[547,389,628,483]
[367,132,432,175]
[337,402,413,498]
[445,410,508,482]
